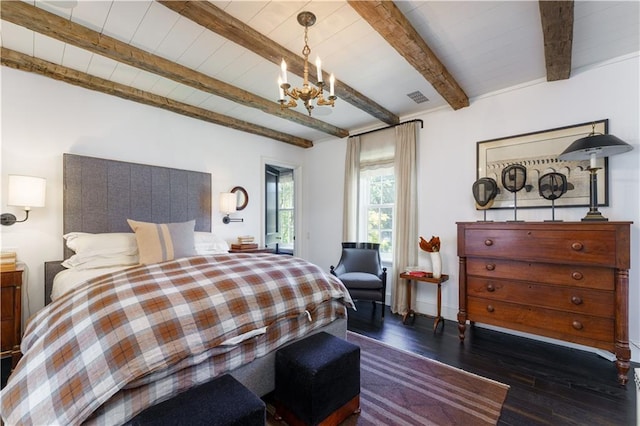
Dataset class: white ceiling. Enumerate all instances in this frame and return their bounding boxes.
[1,0,639,144]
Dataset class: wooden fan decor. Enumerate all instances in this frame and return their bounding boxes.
[472,177,498,222]
[501,164,527,221]
[538,172,568,221]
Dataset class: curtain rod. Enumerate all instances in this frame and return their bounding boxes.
[348,119,424,139]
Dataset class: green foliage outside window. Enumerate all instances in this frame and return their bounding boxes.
[279,175,294,249]
[366,175,394,256]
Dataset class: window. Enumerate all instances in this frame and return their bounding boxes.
[359,167,395,262]
[278,172,295,252]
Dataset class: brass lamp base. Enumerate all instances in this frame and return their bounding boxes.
[582,210,608,221]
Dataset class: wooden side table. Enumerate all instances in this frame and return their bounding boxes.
[1,267,23,368]
[399,272,449,332]
[228,248,275,253]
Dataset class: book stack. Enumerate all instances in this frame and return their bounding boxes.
[231,235,258,251]
[1,251,17,272]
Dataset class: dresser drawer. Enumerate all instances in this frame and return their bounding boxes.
[1,270,22,286]
[467,278,614,318]
[467,297,614,348]
[464,229,617,266]
[466,258,614,290]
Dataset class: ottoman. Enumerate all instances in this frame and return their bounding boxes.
[275,332,360,426]
[127,374,266,426]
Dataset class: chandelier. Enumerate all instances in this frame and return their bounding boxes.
[278,11,336,116]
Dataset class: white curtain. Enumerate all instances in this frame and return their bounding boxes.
[391,122,419,315]
[342,122,419,316]
[344,130,395,241]
[342,136,360,241]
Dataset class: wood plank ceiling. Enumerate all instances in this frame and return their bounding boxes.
[1,1,638,148]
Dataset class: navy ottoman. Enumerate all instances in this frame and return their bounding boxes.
[275,332,360,426]
[127,374,265,426]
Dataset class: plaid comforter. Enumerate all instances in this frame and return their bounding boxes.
[0,253,353,426]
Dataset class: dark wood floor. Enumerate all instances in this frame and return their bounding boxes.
[348,301,638,426]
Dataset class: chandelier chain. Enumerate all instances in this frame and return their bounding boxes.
[302,26,311,58]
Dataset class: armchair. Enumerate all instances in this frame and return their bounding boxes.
[330,242,387,318]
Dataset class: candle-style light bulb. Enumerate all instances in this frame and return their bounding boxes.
[280,59,287,84]
[316,57,322,83]
[329,74,335,96]
[278,77,284,100]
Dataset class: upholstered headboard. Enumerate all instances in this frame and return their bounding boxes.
[44,154,212,304]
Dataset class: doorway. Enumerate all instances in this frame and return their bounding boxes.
[265,164,295,255]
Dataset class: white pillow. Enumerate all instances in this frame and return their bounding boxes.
[195,232,229,255]
[62,253,139,270]
[64,232,138,256]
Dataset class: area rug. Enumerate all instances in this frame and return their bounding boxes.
[268,331,509,425]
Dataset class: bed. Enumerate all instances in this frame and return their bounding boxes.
[0,154,352,425]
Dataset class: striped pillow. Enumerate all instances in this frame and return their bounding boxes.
[127,219,196,265]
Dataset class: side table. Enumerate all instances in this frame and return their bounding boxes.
[1,266,24,368]
[399,272,449,332]
[228,248,274,253]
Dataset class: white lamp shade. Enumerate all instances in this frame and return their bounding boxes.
[7,175,46,209]
[219,192,237,214]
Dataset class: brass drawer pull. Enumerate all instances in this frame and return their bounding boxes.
[571,271,583,280]
[486,283,495,292]
[571,242,584,251]
[571,296,583,305]
[484,239,494,246]
[486,305,494,313]
[572,321,583,330]
[485,263,496,271]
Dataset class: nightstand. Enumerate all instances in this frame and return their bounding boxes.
[1,267,23,368]
[228,248,275,253]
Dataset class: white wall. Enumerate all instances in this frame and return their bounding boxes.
[305,54,640,361]
[0,67,306,319]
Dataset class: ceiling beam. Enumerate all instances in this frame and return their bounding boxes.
[1,48,313,148]
[1,1,348,139]
[539,0,574,81]
[348,0,469,111]
[159,1,399,126]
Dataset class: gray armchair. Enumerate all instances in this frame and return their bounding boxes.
[330,242,387,318]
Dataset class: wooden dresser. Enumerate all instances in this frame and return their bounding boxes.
[457,222,632,384]
[1,267,23,368]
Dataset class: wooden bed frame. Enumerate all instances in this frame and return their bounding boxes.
[43,153,347,398]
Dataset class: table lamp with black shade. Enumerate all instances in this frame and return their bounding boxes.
[558,126,633,221]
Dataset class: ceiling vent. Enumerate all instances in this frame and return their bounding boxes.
[407,91,429,104]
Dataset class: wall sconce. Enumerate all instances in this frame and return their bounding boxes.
[1,175,47,226]
[219,192,243,224]
[558,128,633,221]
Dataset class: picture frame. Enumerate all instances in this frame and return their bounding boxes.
[476,119,609,209]
[231,186,249,210]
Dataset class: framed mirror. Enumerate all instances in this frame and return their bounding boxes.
[231,186,248,210]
